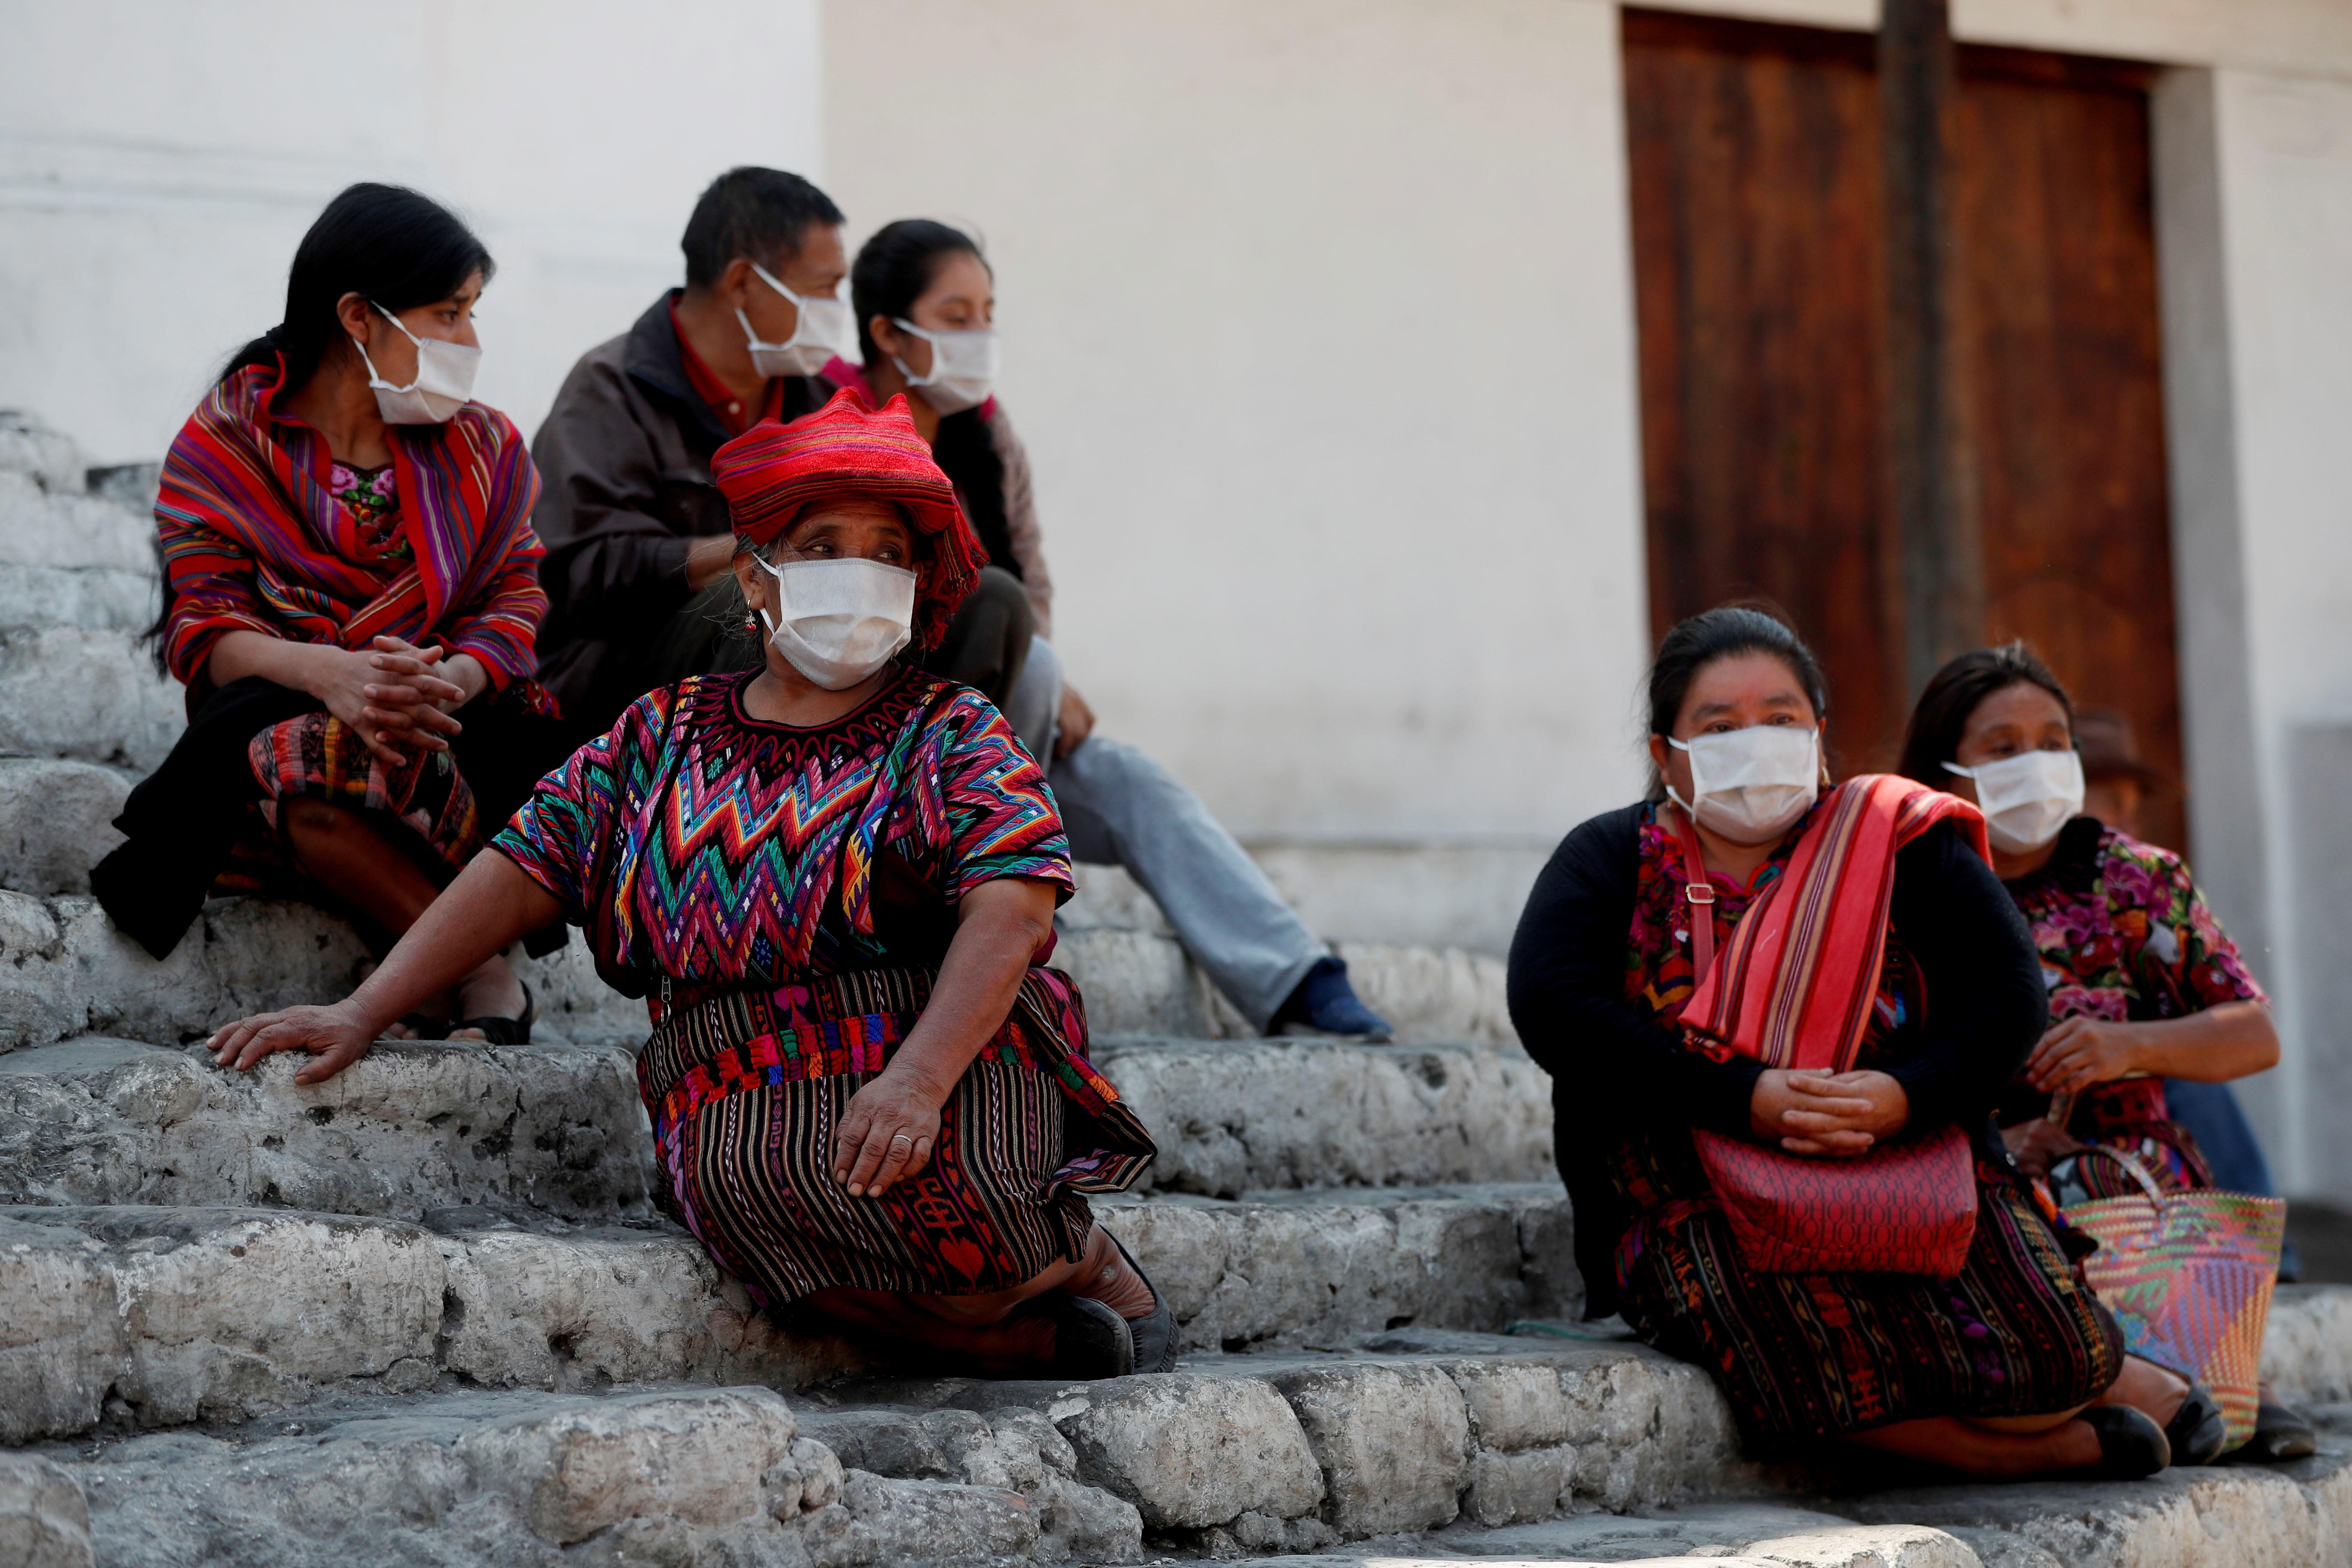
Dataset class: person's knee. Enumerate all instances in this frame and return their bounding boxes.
[282,797,352,839]
[917,1292,1020,1327]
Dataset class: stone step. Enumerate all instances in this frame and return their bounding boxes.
[0,874,1514,1049]
[0,759,128,896]
[0,625,181,771]
[5,1381,1129,1568]
[0,1186,1573,1443]
[0,1025,1552,1231]
[0,564,156,632]
[1216,1504,1981,1565]
[0,464,154,575]
[796,1327,1757,1550]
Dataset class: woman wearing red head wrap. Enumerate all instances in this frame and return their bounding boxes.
[201,390,1175,1380]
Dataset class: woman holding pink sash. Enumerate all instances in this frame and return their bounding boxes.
[1508,607,2195,1478]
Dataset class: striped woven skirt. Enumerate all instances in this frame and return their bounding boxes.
[1611,1127,2123,1448]
[637,965,1155,1306]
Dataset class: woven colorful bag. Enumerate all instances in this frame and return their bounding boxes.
[2061,1146,2285,1449]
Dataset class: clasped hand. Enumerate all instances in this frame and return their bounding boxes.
[831,1069,947,1197]
[312,636,481,767]
[1749,1067,1909,1157]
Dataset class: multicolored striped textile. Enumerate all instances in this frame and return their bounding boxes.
[641,966,1155,1303]
[155,357,546,694]
[495,666,1069,979]
[1606,801,2122,1446]
[1681,775,1988,1073]
[493,665,1148,1303]
[1615,1133,2122,1446]
[230,711,481,897]
[709,389,984,651]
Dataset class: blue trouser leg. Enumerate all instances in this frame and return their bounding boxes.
[1048,733,1327,1031]
[2165,1078,2301,1277]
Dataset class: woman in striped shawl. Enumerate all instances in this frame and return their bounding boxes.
[1507,607,2202,1479]
[90,184,554,1041]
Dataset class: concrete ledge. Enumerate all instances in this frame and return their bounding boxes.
[0,1188,1579,1440]
[0,565,154,632]
[29,1383,1098,1568]
[0,759,126,896]
[804,1329,1758,1548]
[1093,1034,1554,1194]
[0,627,181,771]
[1099,1182,1579,1349]
[0,1037,656,1220]
[1837,1418,2352,1568]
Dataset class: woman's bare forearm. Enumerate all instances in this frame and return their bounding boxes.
[341,852,563,1032]
[2129,1002,2278,1083]
[207,629,331,694]
[885,879,1058,1103]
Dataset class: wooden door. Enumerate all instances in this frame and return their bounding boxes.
[1623,10,2187,848]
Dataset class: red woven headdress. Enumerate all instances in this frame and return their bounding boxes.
[710,389,984,650]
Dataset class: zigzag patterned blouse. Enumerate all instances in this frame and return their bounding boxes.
[494,666,1071,996]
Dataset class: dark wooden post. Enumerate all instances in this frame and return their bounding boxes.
[1879,0,1982,698]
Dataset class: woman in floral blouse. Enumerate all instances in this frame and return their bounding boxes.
[1899,642,2313,1461]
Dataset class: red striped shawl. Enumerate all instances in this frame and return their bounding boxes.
[156,358,547,695]
[1682,775,1990,1073]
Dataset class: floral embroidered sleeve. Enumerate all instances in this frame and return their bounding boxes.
[492,687,671,916]
[2102,834,2267,1020]
[934,694,1074,904]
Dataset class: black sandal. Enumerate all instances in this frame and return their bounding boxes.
[2080,1406,2171,1479]
[2166,1382,2229,1467]
[2243,1400,2319,1462]
[1106,1233,1177,1374]
[1040,1294,1134,1380]
[454,982,534,1046]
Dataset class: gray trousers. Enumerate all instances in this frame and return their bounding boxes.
[1011,638,1326,1029]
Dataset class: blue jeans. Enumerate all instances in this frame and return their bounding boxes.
[2167,1078,2300,1277]
[1011,638,1327,1029]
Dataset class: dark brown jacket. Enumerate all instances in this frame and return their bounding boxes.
[530,291,830,728]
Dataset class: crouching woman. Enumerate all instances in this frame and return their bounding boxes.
[204,391,1173,1380]
[1507,606,2192,1478]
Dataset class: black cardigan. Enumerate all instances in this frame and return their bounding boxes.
[1505,801,2048,1318]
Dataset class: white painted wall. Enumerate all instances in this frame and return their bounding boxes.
[823,0,1654,845]
[2174,67,2352,1198]
[0,0,824,465]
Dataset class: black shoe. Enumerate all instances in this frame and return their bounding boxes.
[1041,1294,1133,1380]
[2080,1405,2171,1479]
[2244,1400,2319,1462]
[1106,1233,1177,1374]
[2165,1383,2229,1467]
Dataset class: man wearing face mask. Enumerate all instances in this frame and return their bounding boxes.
[530,168,1037,747]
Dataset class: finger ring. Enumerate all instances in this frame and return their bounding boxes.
[891,1133,913,1145]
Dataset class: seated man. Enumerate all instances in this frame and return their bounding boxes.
[532,167,1033,743]
[836,218,1391,1040]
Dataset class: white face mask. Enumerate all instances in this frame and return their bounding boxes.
[753,555,916,689]
[1945,749,2084,854]
[354,304,480,424]
[891,318,998,415]
[737,263,849,380]
[1667,725,1822,845]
